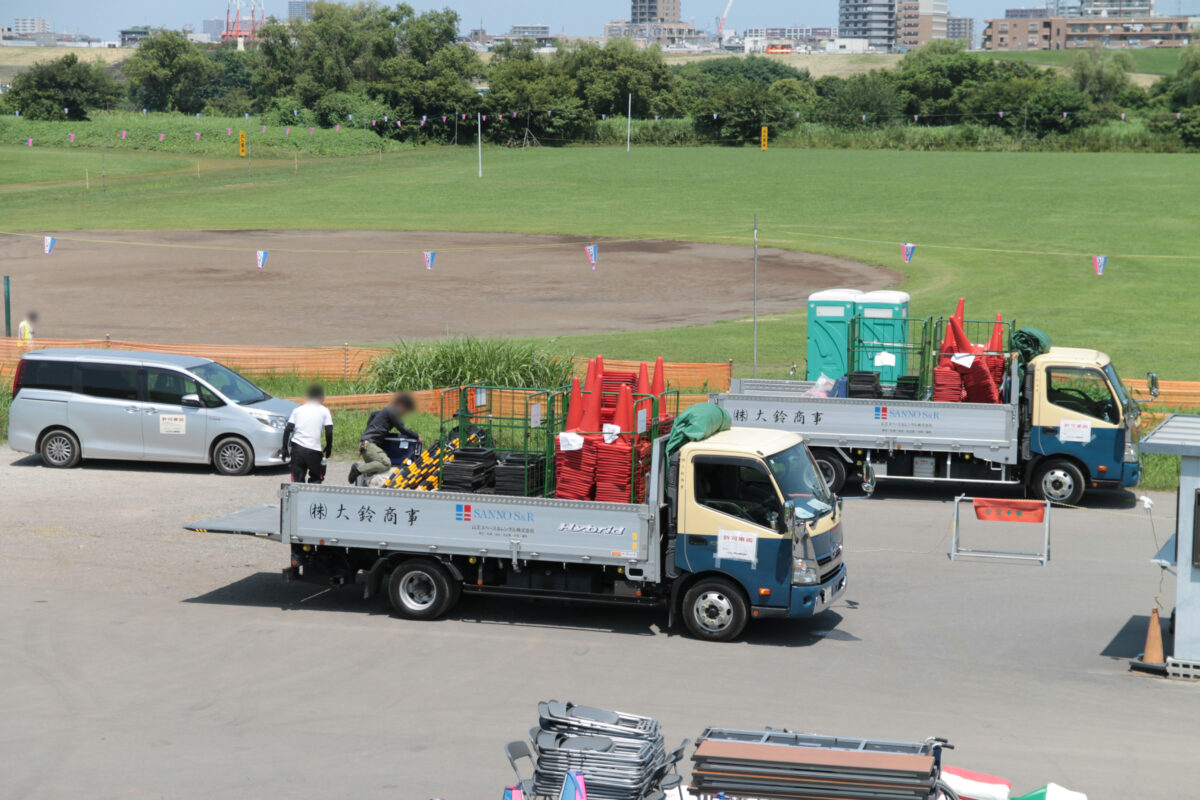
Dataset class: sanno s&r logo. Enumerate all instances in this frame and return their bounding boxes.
[455,504,472,522]
[874,406,888,420]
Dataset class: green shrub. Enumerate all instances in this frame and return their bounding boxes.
[360,337,575,393]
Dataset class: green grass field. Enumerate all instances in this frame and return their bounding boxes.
[983,47,1186,75]
[3,143,1197,383]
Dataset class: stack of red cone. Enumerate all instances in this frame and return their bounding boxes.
[555,369,601,500]
[985,313,1006,385]
[594,386,652,504]
[948,317,999,404]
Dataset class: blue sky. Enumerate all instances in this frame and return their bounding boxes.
[19,0,1200,41]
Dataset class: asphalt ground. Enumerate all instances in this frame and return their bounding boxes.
[0,445,1191,799]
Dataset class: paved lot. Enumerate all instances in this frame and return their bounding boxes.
[0,445,1192,799]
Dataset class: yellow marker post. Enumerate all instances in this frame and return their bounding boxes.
[761,126,768,151]
[238,130,247,158]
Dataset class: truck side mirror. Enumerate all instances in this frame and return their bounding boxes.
[1147,372,1159,400]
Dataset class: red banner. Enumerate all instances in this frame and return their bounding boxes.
[973,497,1046,523]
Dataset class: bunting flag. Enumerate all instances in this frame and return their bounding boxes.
[43,236,56,255]
[913,114,919,121]
[372,119,376,126]
[142,108,147,114]
[384,116,388,122]
[336,124,340,131]
[423,251,436,270]
[256,250,269,270]
[64,107,69,114]
[548,110,553,116]
[121,130,127,139]
[601,114,606,120]
[262,124,267,132]
[285,127,290,135]
[998,111,1004,118]
[462,114,467,120]
[195,132,201,140]
[68,133,74,142]
[227,127,232,135]
[397,120,403,128]
[713,113,718,119]
[861,114,866,121]
[159,133,164,141]
[1063,112,1068,118]
[502,786,524,800]
[442,115,447,122]
[901,243,916,263]
[349,114,354,120]
[1092,255,1106,276]
[294,109,299,116]
[483,114,487,121]
[245,113,250,119]
[26,138,32,146]
[309,127,314,134]
[513,111,518,118]
[1177,112,1183,120]
[585,244,598,270]
[196,113,201,119]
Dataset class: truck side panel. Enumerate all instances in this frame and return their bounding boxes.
[281,484,656,576]
[712,393,1019,463]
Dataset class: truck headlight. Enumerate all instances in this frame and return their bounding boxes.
[793,558,820,585]
[251,413,287,430]
[1124,441,1139,463]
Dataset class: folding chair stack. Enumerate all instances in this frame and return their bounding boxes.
[532,701,669,800]
[689,727,946,800]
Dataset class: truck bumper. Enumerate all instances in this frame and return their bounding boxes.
[1120,460,1141,488]
[777,564,847,618]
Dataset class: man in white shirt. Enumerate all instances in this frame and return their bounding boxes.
[282,384,334,483]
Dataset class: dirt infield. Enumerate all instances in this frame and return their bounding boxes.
[0,230,896,345]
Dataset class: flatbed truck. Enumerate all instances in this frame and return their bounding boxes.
[187,427,846,642]
[713,347,1155,506]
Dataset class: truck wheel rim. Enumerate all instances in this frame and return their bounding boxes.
[694,591,734,633]
[1041,468,1075,502]
[44,435,72,465]
[218,443,246,472]
[399,572,436,611]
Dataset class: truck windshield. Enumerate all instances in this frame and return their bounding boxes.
[764,444,834,520]
[1103,363,1133,411]
[190,362,269,405]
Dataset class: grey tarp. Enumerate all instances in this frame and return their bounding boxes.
[665,403,732,456]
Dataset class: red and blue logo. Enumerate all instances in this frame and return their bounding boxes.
[455,503,472,521]
[874,406,888,420]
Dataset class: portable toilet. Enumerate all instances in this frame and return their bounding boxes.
[853,290,911,384]
[806,289,863,381]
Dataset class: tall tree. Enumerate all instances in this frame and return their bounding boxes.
[124,29,218,112]
[3,53,122,119]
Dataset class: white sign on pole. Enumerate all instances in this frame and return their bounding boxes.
[475,387,487,408]
[636,408,648,434]
[530,402,543,428]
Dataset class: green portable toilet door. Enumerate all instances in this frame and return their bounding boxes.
[807,289,864,382]
[854,291,911,384]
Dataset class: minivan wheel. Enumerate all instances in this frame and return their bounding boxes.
[213,437,254,476]
[40,429,81,468]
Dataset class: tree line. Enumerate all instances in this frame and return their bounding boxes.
[4,1,1200,147]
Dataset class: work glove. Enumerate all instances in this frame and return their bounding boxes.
[324,446,332,459]
[281,448,290,460]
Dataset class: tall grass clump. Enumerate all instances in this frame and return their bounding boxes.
[360,337,575,392]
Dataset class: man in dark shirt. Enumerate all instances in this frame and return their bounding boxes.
[349,392,420,484]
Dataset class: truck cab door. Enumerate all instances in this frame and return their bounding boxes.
[677,454,791,605]
[1031,363,1123,481]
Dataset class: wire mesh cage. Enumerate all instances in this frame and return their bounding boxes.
[847,315,934,396]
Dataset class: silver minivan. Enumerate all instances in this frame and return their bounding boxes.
[8,349,298,475]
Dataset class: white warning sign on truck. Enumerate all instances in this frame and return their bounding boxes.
[159,415,187,435]
[717,529,758,568]
[1058,419,1092,443]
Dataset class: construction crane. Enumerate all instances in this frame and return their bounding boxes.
[715,0,736,40]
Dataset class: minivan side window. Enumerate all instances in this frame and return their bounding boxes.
[21,360,73,391]
[146,369,224,408]
[79,363,139,401]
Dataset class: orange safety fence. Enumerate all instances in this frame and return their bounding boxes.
[0,337,385,381]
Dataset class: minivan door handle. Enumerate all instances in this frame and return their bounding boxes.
[125,406,140,414]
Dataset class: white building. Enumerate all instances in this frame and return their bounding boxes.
[824,37,873,52]
[13,17,50,35]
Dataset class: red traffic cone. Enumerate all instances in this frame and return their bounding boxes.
[583,358,596,393]
[953,297,965,324]
[580,371,603,433]
[614,385,634,435]
[637,362,651,395]
[594,355,605,380]
[949,316,973,354]
[986,313,1004,353]
[565,376,583,431]
[651,356,666,398]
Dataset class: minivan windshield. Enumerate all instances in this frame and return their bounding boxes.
[190,362,270,405]
[764,443,835,521]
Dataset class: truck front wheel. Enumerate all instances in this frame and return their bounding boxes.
[682,578,748,642]
[1033,458,1085,506]
[388,559,457,620]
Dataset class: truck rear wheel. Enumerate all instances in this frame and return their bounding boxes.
[812,451,847,494]
[682,578,748,642]
[388,559,457,620]
[1033,458,1085,506]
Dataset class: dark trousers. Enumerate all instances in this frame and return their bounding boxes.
[290,445,326,484]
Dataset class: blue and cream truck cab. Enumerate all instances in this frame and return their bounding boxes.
[187,425,846,642]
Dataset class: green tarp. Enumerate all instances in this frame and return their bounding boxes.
[665,403,731,456]
[1012,327,1051,368]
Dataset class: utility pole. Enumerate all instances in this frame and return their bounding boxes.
[477,113,483,178]
[627,93,632,153]
[753,214,759,378]
[100,107,108,198]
